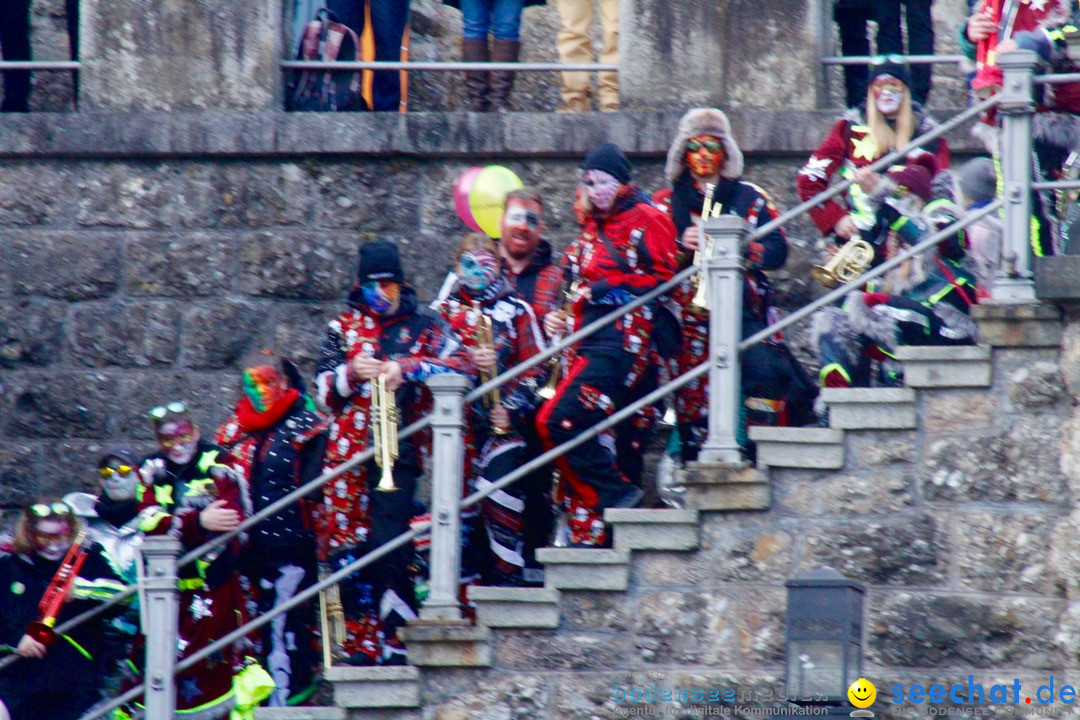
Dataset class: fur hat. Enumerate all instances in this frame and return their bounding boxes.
[955,157,996,207]
[665,108,745,183]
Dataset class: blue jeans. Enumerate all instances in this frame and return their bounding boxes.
[461,0,525,41]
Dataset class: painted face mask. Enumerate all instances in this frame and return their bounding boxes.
[872,76,905,116]
[684,135,725,178]
[360,280,400,316]
[458,251,500,292]
[582,169,622,212]
[99,461,139,502]
[32,518,74,562]
[500,201,542,260]
[157,420,198,465]
[243,364,286,413]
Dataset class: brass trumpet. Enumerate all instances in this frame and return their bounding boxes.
[319,576,347,667]
[537,277,582,401]
[473,302,509,435]
[372,373,399,491]
[811,236,875,289]
[689,182,718,309]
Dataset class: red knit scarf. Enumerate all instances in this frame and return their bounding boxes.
[235,389,300,433]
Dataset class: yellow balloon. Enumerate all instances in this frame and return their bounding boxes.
[467,165,524,238]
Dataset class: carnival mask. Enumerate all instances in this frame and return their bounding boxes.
[685,135,725,178]
[458,251,500,292]
[872,76,905,116]
[500,200,542,260]
[360,280,401,316]
[31,518,74,562]
[99,460,139,502]
[243,364,286,413]
[582,169,621,212]
[157,420,199,465]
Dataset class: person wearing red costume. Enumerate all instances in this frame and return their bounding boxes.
[796,59,951,243]
[537,142,678,547]
[216,351,327,707]
[315,241,473,666]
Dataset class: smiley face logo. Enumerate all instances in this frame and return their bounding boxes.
[848,678,876,708]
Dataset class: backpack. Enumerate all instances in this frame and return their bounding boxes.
[286,9,369,112]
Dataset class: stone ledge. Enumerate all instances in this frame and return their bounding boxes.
[467,586,562,629]
[535,548,631,591]
[397,620,493,668]
[748,427,845,469]
[603,508,701,551]
[972,302,1063,348]
[678,462,770,511]
[0,108,983,159]
[323,666,421,709]
[892,344,992,387]
[255,708,348,720]
[821,387,917,430]
[1035,256,1080,302]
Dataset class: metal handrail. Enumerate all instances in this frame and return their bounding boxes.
[1034,72,1080,85]
[82,197,1002,720]
[281,60,617,72]
[820,54,966,66]
[1033,179,1080,191]
[31,88,1006,673]
[0,61,80,70]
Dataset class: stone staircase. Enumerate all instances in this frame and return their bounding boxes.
[255,303,1064,720]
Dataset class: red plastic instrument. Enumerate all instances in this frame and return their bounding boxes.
[972,0,1004,99]
[26,530,88,646]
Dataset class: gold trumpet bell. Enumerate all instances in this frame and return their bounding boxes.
[811,237,875,289]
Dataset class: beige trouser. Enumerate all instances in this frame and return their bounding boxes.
[554,0,619,109]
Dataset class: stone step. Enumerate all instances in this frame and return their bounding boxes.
[255,709,347,720]
[679,462,770,511]
[323,665,421,709]
[535,547,631,591]
[748,427,845,469]
[821,387,917,429]
[467,586,561,628]
[398,620,493,667]
[893,344,991,388]
[603,508,701,551]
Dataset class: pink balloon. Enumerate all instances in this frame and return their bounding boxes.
[454,167,483,232]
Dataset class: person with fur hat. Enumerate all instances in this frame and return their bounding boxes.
[797,57,951,243]
[663,107,816,462]
[537,142,678,546]
[954,157,1002,296]
[215,350,327,706]
[315,240,473,665]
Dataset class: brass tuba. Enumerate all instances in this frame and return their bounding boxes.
[372,373,399,492]
[811,236,875,289]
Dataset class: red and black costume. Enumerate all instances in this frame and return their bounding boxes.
[537,147,678,546]
[0,539,126,720]
[432,277,546,586]
[136,440,255,719]
[216,381,327,706]
[505,238,564,325]
[315,262,472,665]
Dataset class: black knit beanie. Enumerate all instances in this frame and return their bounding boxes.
[356,241,404,284]
[582,142,632,184]
[869,57,911,90]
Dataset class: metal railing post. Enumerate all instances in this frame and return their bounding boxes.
[141,536,181,718]
[421,374,472,621]
[994,50,1038,302]
[698,215,749,465]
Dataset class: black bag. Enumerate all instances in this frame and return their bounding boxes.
[771,341,818,427]
[286,9,369,112]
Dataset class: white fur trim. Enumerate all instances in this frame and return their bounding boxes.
[665,108,745,182]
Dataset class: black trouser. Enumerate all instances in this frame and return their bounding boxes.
[834,0,871,108]
[874,0,934,105]
[325,0,410,111]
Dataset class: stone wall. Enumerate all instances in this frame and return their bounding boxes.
[0,110,985,509]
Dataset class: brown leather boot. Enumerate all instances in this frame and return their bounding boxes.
[462,38,490,112]
[490,39,521,112]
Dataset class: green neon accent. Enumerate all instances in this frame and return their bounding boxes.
[197,450,221,474]
[178,577,205,591]
[1032,215,1044,257]
[286,681,318,706]
[139,510,170,532]
[61,633,93,661]
[134,688,235,715]
[819,363,851,386]
[889,215,908,232]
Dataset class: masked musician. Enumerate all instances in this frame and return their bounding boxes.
[961,0,1080,256]
[134,402,259,719]
[316,240,473,666]
[537,142,678,547]
[811,167,978,390]
[797,58,951,245]
[215,351,327,706]
[663,108,810,462]
[431,233,547,587]
[0,499,126,720]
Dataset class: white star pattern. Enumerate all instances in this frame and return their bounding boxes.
[799,156,831,181]
[1027,0,1049,11]
[190,596,213,622]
